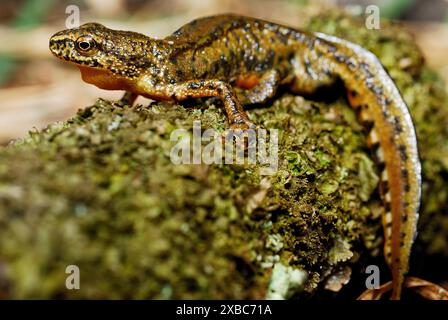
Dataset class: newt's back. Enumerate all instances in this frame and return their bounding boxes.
[165,14,310,82]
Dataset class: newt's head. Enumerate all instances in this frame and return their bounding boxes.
[49,23,155,89]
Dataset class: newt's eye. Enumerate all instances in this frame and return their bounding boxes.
[75,36,96,54]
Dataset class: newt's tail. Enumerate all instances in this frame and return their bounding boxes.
[313,32,422,300]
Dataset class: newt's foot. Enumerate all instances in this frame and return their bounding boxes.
[222,121,259,150]
[229,120,258,131]
[357,277,448,300]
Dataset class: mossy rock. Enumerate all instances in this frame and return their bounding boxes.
[0,11,447,299]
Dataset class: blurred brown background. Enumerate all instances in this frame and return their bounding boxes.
[0,0,447,143]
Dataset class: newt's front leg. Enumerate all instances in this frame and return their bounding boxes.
[138,77,256,129]
[119,92,138,106]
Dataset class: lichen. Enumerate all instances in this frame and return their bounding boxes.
[266,262,308,299]
[0,9,447,299]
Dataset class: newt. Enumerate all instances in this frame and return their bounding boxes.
[49,14,421,300]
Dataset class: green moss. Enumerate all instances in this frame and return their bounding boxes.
[0,10,447,299]
[0,90,376,299]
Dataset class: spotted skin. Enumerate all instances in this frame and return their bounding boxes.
[49,14,421,299]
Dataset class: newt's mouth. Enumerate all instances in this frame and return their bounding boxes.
[49,37,73,61]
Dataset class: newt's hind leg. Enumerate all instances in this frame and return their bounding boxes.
[235,70,280,105]
[289,54,337,94]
